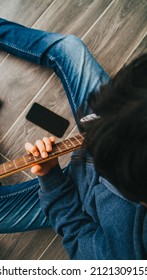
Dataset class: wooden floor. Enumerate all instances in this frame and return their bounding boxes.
[0,0,146,260]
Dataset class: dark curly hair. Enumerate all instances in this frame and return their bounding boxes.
[82,54,147,203]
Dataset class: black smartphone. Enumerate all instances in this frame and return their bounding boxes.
[26,102,69,137]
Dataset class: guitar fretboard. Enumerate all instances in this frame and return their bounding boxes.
[0,134,84,179]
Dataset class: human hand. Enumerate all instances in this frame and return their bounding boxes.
[25,136,58,176]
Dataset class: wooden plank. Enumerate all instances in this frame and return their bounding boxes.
[0,0,54,63]
[125,34,147,65]
[0,234,6,241]
[39,235,69,260]
[0,228,56,260]
[83,0,147,76]
[34,0,113,36]
[0,58,52,139]
[0,0,54,25]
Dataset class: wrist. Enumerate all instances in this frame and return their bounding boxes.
[38,163,66,191]
[41,158,59,176]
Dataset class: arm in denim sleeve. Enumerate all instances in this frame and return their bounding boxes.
[38,164,101,260]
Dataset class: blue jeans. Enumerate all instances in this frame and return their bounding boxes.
[0,18,109,233]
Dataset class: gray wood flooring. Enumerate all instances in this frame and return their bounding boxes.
[0,0,146,260]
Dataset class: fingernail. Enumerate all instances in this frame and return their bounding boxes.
[42,152,48,158]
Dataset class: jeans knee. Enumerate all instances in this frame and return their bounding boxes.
[61,34,85,54]
[44,33,88,74]
[64,34,82,44]
[64,34,84,45]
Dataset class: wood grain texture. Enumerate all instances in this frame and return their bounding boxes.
[0,0,54,25]
[0,234,6,242]
[0,58,53,138]
[125,34,147,65]
[34,0,113,35]
[0,228,56,260]
[0,0,54,63]
[39,235,69,260]
[84,0,147,76]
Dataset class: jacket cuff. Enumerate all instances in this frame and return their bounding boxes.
[38,164,67,192]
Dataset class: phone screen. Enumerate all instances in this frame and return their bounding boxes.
[26,102,69,137]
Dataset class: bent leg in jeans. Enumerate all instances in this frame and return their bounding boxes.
[0,18,109,233]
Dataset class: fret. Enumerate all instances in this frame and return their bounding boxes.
[69,136,82,146]
[55,143,62,152]
[47,151,54,157]
[56,142,67,152]
[76,134,84,141]
[67,138,76,147]
[15,157,28,168]
[24,154,42,164]
[13,160,18,169]
[52,144,62,154]
[74,134,84,144]
[4,161,16,172]
[0,134,84,179]
[23,156,27,165]
[0,164,6,175]
[3,163,6,173]
[63,139,73,149]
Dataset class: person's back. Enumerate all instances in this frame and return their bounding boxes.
[59,147,147,259]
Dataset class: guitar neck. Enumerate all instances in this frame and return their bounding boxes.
[0,134,84,179]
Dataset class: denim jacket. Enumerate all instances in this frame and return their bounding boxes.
[38,148,147,260]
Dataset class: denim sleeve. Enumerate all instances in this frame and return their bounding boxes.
[38,164,101,259]
[38,165,144,260]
